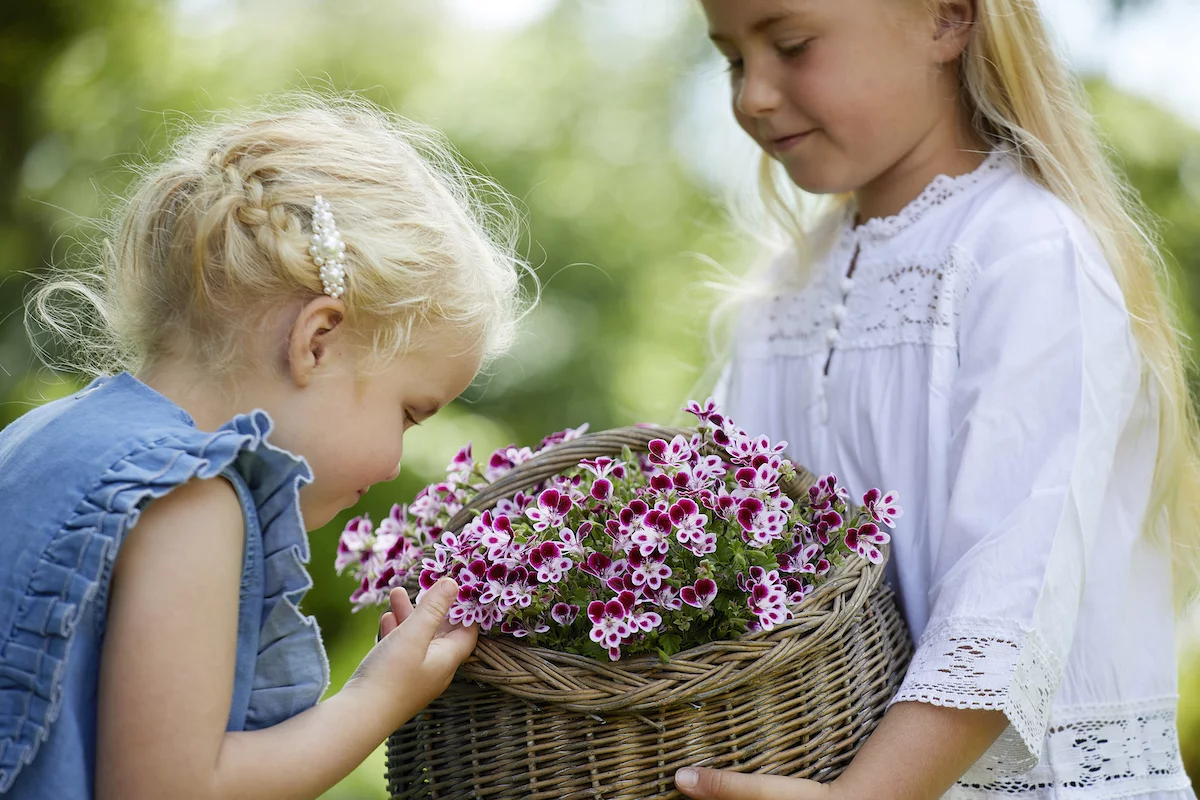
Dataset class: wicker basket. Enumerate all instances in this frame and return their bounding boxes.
[387,425,913,799]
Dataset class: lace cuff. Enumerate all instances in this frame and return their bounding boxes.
[948,697,1193,799]
[890,617,1062,773]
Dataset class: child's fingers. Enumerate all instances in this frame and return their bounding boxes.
[379,611,398,640]
[432,622,479,663]
[389,587,415,625]
[674,767,821,800]
[427,629,478,678]
[402,578,459,643]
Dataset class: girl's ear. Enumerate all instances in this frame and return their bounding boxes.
[286,296,347,387]
[931,0,975,63]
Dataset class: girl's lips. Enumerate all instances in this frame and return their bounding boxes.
[772,130,816,153]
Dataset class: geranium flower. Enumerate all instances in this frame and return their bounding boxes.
[649,473,674,493]
[630,609,663,633]
[579,552,627,581]
[445,443,474,485]
[539,423,590,451]
[336,515,373,574]
[559,525,588,558]
[784,577,813,605]
[606,574,640,596]
[844,523,890,564]
[588,591,636,659]
[350,574,386,611]
[736,497,789,546]
[500,566,536,609]
[691,454,728,483]
[550,473,588,507]
[629,508,672,557]
[733,464,778,497]
[493,491,534,519]
[551,603,580,626]
[808,475,850,511]
[383,537,424,579]
[680,578,718,609]
[688,531,718,557]
[862,488,903,529]
[669,498,708,547]
[478,563,511,606]
[376,502,410,537]
[727,433,788,464]
[809,508,844,546]
[448,584,488,626]
[456,558,489,589]
[739,568,792,632]
[646,584,684,611]
[526,488,574,531]
[501,619,550,638]
[581,457,623,502]
[647,435,695,468]
[628,549,672,590]
[527,541,573,583]
[477,513,513,558]
[615,498,648,536]
[485,445,535,481]
[684,397,719,424]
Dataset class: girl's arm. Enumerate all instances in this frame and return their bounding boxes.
[95,477,473,800]
[675,701,1009,800]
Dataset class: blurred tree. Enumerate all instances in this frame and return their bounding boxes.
[0,0,137,417]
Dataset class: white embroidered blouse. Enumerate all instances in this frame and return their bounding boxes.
[721,152,1195,799]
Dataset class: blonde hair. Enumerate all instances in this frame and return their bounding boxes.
[754,0,1200,604]
[30,96,531,379]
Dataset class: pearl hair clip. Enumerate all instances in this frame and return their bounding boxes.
[309,195,347,299]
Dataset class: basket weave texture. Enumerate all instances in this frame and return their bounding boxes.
[387,425,913,799]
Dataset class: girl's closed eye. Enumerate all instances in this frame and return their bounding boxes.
[404,410,420,429]
[723,39,812,75]
[777,38,813,59]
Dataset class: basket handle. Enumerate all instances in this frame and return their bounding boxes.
[444,424,818,533]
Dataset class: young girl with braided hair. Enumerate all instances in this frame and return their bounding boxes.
[0,100,527,799]
[675,1,1200,798]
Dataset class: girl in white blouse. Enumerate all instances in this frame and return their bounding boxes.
[673,1,1200,800]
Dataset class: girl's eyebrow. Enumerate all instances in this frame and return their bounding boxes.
[709,12,799,44]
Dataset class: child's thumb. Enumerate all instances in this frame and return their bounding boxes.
[407,578,459,639]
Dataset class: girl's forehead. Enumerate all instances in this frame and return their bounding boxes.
[702,0,915,39]
[702,0,825,31]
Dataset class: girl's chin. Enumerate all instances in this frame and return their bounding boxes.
[782,162,859,197]
[300,499,352,531]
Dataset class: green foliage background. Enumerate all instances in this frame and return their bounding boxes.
[2,1,1198,796]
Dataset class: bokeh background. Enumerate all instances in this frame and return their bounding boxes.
[3,0,1199,796]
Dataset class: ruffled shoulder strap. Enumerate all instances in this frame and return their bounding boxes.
[0,404,325,791]
[230,420,330,729]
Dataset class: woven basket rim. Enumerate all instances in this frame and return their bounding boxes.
[431,423,892,713]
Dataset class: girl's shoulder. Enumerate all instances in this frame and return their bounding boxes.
[0,373,284,539]
[948,157,1107,275]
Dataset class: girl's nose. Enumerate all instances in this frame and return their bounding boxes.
[735,61,781,119]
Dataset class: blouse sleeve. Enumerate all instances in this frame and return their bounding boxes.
[889,233,1143,774]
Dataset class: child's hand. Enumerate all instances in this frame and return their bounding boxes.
[347,578,478,724]
[674,768,837,800]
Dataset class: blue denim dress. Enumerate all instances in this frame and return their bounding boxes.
[0,373,329,797]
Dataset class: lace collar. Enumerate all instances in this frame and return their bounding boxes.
[846,150,1011,246]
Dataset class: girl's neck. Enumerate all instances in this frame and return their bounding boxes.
[853,125,991,225]
[139,361,258,433]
